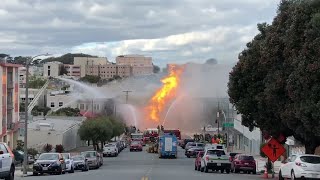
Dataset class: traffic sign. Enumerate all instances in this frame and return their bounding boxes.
[261,138,286,162]
[223,122,234,128]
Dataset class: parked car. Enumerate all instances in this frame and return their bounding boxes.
[231,154,256,174]
[194,151,205,171]
[81,151,100,169]
[279,154,320,180]
[181,139,194,149]
[33,153,66,175]
[62,153,75,173]
[200,148,231,173]
[109,142,120,154]
[185,147,204,158]
[72,155,89,171]
[130,141,143,152]
[0,142,15,180]
[103,144,118,157]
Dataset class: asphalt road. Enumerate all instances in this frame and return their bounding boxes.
[16,147,263,180]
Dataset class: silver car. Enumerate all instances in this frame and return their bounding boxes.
[72,155,89,171]
[81,151,101,169]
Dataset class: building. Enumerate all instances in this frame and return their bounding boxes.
[0,62,21,149]
[116,55,153,76]
[86,64,131,79]
[19,88,46,107]
[18,67,27,88]
[74,57,109,77]
[46,91,76,111]
[63,64,81,78]
[19,66,44,88]
[43,61,62,78]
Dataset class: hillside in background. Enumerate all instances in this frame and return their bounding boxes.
[42,53,97,64]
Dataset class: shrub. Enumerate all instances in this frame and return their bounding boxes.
[43,144,53,152]
[55,144,64,153]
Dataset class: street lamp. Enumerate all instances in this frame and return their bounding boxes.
[23,53,51,175]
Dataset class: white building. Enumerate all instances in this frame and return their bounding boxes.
[232,114,262,155]
[74,57,109,77]
[43,61,62,78]
[46,92,76,111]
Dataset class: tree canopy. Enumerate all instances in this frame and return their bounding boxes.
[28,75,47,88]
[78,116,125,150]
[79,75,101,84]
[228,0,320,153]
[205,58,218,65]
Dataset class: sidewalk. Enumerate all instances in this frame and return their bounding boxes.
[255,156,282,173]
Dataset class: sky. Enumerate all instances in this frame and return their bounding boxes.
[0,0,279,67]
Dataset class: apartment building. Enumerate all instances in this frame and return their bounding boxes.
[86,64,132,79]
[74,57,109,77]
[64,64,81,78]
[0,62,20,149]
[43,61,62,78]
[116,55,153,76]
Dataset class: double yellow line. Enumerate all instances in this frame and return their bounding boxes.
[141,176,149,180]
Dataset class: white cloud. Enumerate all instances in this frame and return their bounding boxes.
[0,0,279,64]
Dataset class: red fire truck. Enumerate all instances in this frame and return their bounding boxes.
[143,128,159,143]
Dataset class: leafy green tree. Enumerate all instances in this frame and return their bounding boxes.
[228,0,320,153]
[59,66,68,75]
[52,107,80,116]
[79,75,101,84]
[55,144,64,153]
[27,148,38,158]
[43,144,53,152]
[28,75,47,88]
[32,106,51,116]
[13,56,29,65]
[78,116,125,150]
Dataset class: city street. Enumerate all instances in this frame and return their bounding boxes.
[16,147,262,180]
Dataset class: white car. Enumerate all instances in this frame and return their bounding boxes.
[103,144,118,157]
[200,148,231,173]
[279,154,320,180]
[0,143,15,180]
[62,153,75,173]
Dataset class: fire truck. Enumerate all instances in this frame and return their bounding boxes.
[143,128,159,144]
[130,132,145,146]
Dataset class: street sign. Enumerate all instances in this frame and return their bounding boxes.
[222,122,234,128]
[261,138,286,162]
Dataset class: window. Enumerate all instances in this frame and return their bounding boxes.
[207,150,226,156]
[80,104,84,110]
[0,144,8,153]
[59,102,63,107]
[300,156,320,164]
[48,65,51,69]
[48,70,51,76]
[50,102,55,107]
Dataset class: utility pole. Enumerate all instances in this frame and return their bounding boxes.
[123,90,132,104]
[23,53,51,175]
[217,101,220,134]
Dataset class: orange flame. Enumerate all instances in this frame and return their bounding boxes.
[147,64,185,122]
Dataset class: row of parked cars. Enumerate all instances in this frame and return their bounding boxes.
[102,140,127,157]
[182,140,257,174]
[32,150,104,176]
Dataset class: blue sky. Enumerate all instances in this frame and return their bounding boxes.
[0,0,279,67]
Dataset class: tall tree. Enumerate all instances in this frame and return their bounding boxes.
[228,0,320,153]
